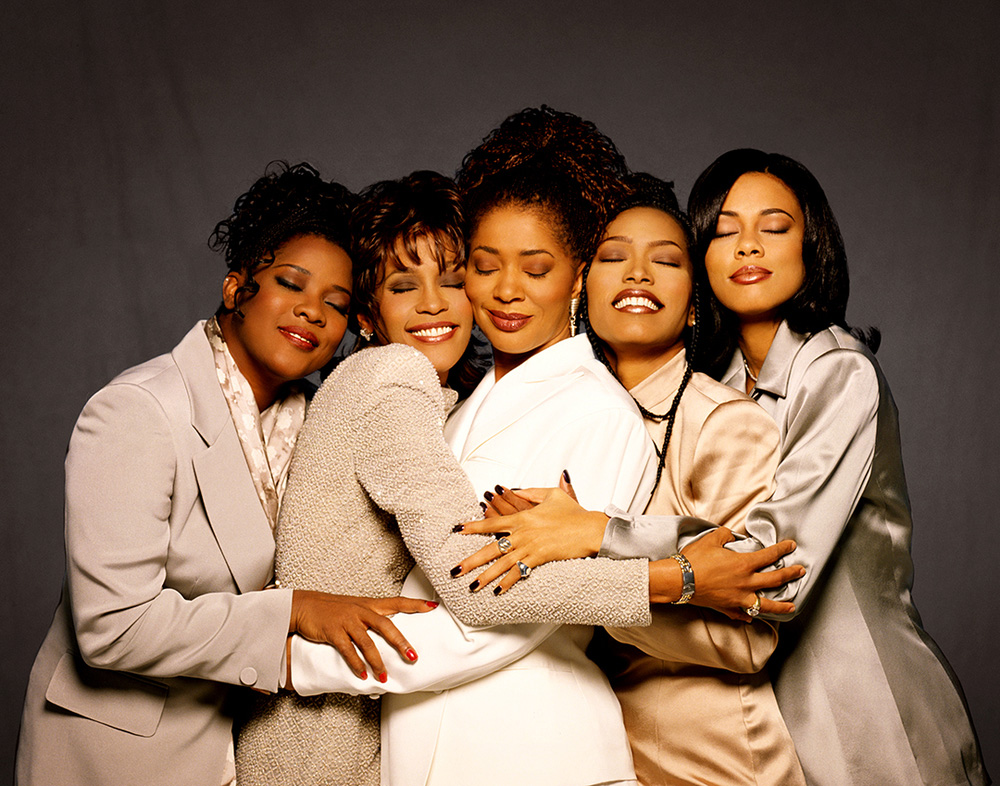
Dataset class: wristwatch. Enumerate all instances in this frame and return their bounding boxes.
[669,553,695,604]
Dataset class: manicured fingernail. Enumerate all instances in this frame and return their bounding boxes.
[405,648,417,661]
[452,524,464,533]
[562,469,571,483]
[358,670,367,680]
[493,586,503,596]
[469,579,480,592]
[495,484,504,494]
[484,490,494,502]
[450,565,462,577]
[377,672,387,683]
[426,601,438,608]
[480,501,487,512]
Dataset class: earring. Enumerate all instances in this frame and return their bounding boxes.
[569,297,579,337]
[359,327,373,341]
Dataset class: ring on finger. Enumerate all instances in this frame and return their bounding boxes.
[497,536,513,555]
[744,593,762,618]
[517,560,532,579]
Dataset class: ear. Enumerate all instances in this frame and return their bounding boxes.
[571,265,584,300]
[222,272,244,312]
[357,312,382,343]
[687,304,696,327]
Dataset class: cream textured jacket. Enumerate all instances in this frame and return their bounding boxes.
[247,340,655,786]
[16,322,293,786]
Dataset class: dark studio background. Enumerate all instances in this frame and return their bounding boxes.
[1,1,996,781]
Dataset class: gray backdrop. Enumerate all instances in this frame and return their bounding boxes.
[2,0,996,781]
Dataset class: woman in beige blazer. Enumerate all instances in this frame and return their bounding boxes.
[15,163,426,786]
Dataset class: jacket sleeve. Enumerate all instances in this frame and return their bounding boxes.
[289,605,557,696]
[65,382,291,691]
[353,352,651,629]
[744,348,879,620]
[605,397,781,672]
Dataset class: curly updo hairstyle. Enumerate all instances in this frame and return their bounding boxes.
[209,161,355,316]
[581,172,701,489]
[349,170,488,397]
[456,105,630,264]
[687,148,878,375]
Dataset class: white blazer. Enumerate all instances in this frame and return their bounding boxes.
[386,335,655,786]
[291,336,655,785]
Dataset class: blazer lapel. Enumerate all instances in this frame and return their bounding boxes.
[452,337,589,464]
[173,322,276,594]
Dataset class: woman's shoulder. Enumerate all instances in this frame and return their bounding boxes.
[787,326,882,403]
[684,371,778,435]
[314,344,441,408]
[576,356,647,417]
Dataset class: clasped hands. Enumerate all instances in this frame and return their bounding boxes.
[449,477,805,623]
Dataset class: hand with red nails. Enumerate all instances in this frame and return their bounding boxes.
[288,591,436,686]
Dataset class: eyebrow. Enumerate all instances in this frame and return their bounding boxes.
[601,235,682,250]
[719,208,796,220]
[471,245,554,259]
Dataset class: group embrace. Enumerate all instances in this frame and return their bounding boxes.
[16,107,989,786]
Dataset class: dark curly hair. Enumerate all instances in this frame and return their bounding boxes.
[581,172,701,489]
[209,161,355,316]
[456,105,630,264]
[687,149,879,376]
[350,170,488,397]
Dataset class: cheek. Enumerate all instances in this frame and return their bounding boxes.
[450,291,474,327]
[463,275,491,308]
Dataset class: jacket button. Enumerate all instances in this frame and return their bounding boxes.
[240,667,259,686]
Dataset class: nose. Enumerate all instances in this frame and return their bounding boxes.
[418,283,448,315]
[492,267,524,304]
[623,256,653,284]
[294,292,326,325]
[736,230,763,258]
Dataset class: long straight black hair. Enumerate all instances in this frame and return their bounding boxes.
[687,149,878,377]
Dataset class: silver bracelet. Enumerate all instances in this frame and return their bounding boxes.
[669,553,695,604]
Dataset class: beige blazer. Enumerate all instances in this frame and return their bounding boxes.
[16,322,293,786]
[592,349,805,786]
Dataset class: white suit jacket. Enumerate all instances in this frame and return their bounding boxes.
[387,335,655,786]
[16,322,292,786]
[291,336,655,785]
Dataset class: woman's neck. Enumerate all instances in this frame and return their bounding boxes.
[492,333,571,382]
[737,318,781,389]
[611,343,684,391]
[217,313,279,411]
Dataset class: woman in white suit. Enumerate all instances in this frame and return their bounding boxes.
[14,163,429,786]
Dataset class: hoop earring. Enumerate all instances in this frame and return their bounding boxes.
[569,297,579,337]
